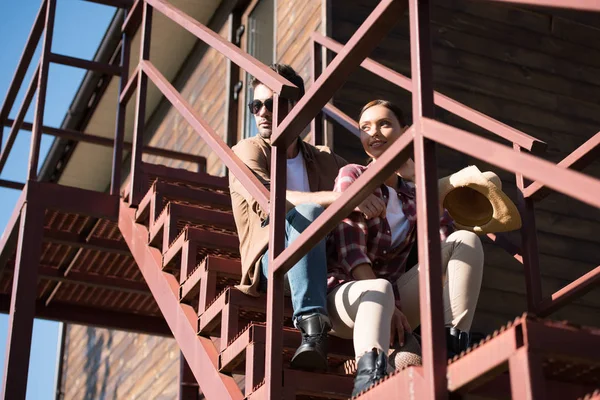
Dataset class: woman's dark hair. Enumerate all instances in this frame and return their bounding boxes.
[359,99,407,127]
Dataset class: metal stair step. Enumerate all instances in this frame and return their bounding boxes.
[149,202,236,252]
[180,256,241,316]
[141,161,229,192]
[247,369,354,400]
[219,322,354,375]
[198,287,294,351]
[163,227,239,281]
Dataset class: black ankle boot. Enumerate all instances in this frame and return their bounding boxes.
[290,313,330,372]
[446,327,470,359]
[352,349,388,397]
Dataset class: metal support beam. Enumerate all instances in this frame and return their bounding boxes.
[508,348,547,400]
[409,0,447,398]
[485,0,600,12]
[537,265,600,317]
[179,353,200,400]
[129,2,152,206]
[0,179,25,191]
[48,53,121,75]
[1,202,45,399]
[0,0,46,125]
[28,0,56,181]
[82,0,134,8]
[111,27,131,195]
[265,96,288,400]
[514,144,543,313]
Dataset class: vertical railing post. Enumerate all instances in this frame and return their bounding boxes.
[179,352,199,400]
[310,40,324,146]
[111,12,132,196]
[265,95,289,400]
[508,348,547,400]
[27,0,56,181]
[514,144,543,312]
[1,200,45,398]
[409,0,448,399]
[129,1,152,206]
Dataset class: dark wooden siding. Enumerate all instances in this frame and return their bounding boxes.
[276,0,322,83]
[330,0,600,333]
[59,324,179,399]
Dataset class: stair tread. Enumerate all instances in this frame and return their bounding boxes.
[220,322,354,374]
[180,256,241,302]
[248,369,354,399]
[164,227,240,268]
[142,162,229,192]
[199,287,294,335]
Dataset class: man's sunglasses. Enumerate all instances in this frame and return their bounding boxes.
[248,98,273,115]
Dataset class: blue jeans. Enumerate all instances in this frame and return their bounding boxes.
[259,203,328,321]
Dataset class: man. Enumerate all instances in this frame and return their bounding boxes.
[229,64,370,371]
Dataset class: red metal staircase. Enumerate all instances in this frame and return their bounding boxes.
[0,0,599,399]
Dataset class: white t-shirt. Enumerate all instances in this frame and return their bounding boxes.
[386,185,409,248]
[286,151,310,192]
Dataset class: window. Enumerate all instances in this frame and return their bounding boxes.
[243,0,274,138]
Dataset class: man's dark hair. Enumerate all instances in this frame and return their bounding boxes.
[250,63,305,98]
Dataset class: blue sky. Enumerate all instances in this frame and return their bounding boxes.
[0,1,115,398]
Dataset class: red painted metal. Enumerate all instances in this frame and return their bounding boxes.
[537,266,600,317]
[409,1,447,398]
[179,354,200,400]
[28,0,56,181]
[310,40,325,146]
[524,131,600,201]
[265,96,288,400]
[140,60,269,211]
[0,64,40,175]
[421,118,600,210]
[0,179,25,191]
[271,130,413,275]
[0,189,27,271]
[129,1,152,206]
[43,229,129,254]
[146,0,299,100]
[82,0,134,8]
[0,0,46,125]
[485,0,600,12]
[508,348,547,400]
[245,342,266,395]
[272,0,408,148]
[1,203,45,399]
[119,65,140,104]
[48,53,121,75]
[312,32,547,154]
[122,0,142,35]
[119,201,244,400]
[111,26,131,196]
[2,122,205,166]
[0,294,171,336]
[322,103,360,138]
[514,144,543,313]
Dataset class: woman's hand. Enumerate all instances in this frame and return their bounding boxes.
[390,307,412,347]
[355,194,386,219]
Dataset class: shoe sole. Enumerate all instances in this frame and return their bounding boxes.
[290,351,328,372]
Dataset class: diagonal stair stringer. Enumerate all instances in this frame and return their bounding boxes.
[118,200,243,400]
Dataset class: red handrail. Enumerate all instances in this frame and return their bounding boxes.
[312,32,547,154]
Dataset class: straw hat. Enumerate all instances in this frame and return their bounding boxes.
[438,165,522,234]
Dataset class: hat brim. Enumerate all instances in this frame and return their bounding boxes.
[438,166,522,234]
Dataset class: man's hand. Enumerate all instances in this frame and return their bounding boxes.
[355,194,386,219]
[390,307,412,347]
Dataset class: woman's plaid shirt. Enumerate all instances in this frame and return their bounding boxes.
[326,163,454,309]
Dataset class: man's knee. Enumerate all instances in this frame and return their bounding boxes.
[359,278,395,305]
[287,202,325,231]
[293,202,325,221]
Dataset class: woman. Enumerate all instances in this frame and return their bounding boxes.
[326,100,484,396]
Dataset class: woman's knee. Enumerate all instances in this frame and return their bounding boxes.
[450,230,484,259]
[359,278,395,306]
